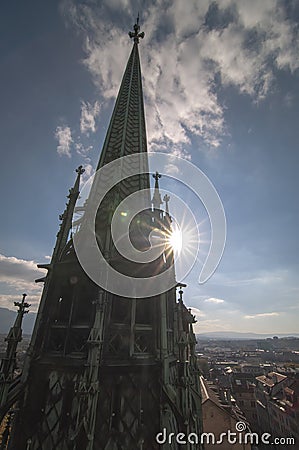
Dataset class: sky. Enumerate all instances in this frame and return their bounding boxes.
[0,0,298,334]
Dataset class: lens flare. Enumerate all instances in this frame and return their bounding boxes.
[167,228,183,254]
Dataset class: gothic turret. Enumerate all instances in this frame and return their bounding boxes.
[0,294,31,421]
[0,295,30,415]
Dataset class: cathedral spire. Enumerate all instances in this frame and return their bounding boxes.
[4,18,203,450]
[96,18,149,195]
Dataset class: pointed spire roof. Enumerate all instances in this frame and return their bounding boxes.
[96,18,149,192]
[35,165,85,279]
[52,165,85,263]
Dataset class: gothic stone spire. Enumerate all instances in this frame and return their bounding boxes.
[0,294,30,410]
[5,18,203,450]
[96,18,149,195]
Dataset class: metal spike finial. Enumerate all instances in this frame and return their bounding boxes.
[129,15,145,43]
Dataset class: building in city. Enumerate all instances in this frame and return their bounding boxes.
[255,372,299,448]
[230,372,258,432]
[200,376,251,450]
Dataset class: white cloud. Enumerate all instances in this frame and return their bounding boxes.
[75,142,93,157]
[0,294,41,310]
[0,254,45,311]
[210,269,288,287]
[284,92,294,108]
[81,163,95,184]
[55,125,73,157]
[80,100,100,135]
[193,318,232,334]
[151,146,192,174]
[204,297,225,304]
[0,254,46,283]
[188,306,206,319]
[62,0,299,150]
[163,163,180,175]
[244,312,280,319]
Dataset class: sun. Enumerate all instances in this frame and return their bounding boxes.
[167,227,183,254]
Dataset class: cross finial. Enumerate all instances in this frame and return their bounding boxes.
[76,165,85,176]
[14,293,31,313]
[152,171,162,210]
[153,171,161,183]
[129,15,145,44]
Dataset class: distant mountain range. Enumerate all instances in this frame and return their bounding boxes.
[0,307,298,340]
[0,307,36,335]
[197,331,299,340]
